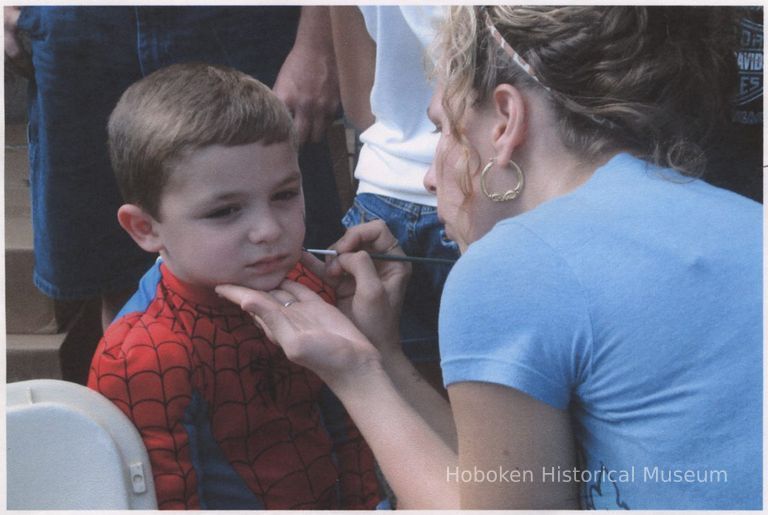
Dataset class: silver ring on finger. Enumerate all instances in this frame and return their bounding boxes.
[283,299,298,308]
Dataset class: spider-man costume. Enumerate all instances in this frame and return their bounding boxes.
[88,260,381,509]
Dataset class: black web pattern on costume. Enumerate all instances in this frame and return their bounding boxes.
[89,265,380,509]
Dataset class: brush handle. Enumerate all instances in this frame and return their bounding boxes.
[304,248,456,266]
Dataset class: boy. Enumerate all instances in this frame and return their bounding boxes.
[87,63,380,510]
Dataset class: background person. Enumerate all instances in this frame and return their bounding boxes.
[330,6,460,394]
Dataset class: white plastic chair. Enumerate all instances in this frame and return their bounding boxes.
[6,379,157,509]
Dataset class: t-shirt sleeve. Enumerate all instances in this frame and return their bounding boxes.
[439,223,593,410]
[88,315,200,509]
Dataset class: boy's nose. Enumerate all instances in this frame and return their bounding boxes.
[247,211,282,244]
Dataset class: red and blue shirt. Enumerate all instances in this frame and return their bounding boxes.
[88,260,380,509]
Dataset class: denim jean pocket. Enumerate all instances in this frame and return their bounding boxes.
[341,196,382,228]
[16,7,38,37]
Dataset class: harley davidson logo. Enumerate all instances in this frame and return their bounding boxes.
[735,17,763,106]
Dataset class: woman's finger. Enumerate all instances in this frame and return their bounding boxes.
[250,313,277,342]
[268,289,298,308]
[332,220,399,255]
[216,284,280,312]
[215,284,288,341]
[300,250,332,283]
[334,251,387,301]
[278,279,326,302]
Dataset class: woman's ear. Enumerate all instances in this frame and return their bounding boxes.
[491,84,527,167]
[117,204,164,253]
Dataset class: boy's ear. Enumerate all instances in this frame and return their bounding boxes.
[117,204,164,253]
[490,84,527,167]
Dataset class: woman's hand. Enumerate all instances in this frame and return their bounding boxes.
[217,220,411,381]
[216,279,381,390]
[302,220,411,355]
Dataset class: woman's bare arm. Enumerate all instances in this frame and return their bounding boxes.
[449,381,580,509]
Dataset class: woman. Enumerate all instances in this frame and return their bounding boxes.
[217,6,761,509]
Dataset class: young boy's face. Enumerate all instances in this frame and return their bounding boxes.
[153,141,305,292]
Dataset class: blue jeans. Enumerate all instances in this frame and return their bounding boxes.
[342,193,459,363]
[17,6,342,299]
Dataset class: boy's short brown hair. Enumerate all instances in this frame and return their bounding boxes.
[108,62,296,219]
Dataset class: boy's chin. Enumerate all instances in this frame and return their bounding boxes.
[236,271,290,292]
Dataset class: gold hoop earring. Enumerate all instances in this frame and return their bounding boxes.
[480,158,524,202]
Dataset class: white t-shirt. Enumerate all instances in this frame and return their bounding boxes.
[355,6,444,206]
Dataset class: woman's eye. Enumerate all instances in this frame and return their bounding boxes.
[206,206,240,219]
[273,189,299,202]
[432,124,442,134]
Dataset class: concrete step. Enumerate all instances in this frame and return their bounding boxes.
[6,249,59,334]
[5,122,103,384]
[6,298,102,385]
[5,73,28,124]
[6,332,66,383]
[5,124,31,224]
[5,123,78,335]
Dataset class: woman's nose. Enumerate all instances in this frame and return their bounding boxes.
[424,162,438,195]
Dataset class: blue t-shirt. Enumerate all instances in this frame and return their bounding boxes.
[439,153,762,509]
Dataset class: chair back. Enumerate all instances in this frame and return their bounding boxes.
[6,379,157,509]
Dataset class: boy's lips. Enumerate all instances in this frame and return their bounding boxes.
[246,254,288,273]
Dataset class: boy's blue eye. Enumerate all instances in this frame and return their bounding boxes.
[206,206,240,219]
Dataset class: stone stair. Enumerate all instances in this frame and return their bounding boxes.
[5,71,103,384]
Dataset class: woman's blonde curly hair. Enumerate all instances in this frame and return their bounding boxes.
[434,6,739,179]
